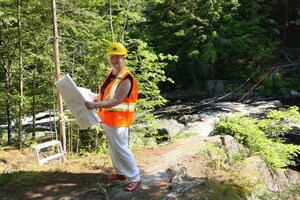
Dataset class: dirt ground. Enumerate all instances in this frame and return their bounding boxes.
[2,101,300,199]
[1,135,233,200]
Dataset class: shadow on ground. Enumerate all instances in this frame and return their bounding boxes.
[0,166,250,200]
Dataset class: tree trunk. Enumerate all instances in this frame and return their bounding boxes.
[52,0,66,152]
[0,25,14,145]
[3,44,14,145]
[32,65,37,139]
[5,64,13,145]
[18,1,23,149]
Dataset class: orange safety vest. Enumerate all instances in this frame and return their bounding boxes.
[97,67,138,127]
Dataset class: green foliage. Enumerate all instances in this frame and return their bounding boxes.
[0,130,5,145]
[74,126,106,154]
[141,0,281,90]
[194,179,250,200]
[130,113,159,148]
[212,107,300,168]
[55,0,110,89]
[127,39,177,110]
[258,184,300,200]
[0,0,299,151]
[255,72,285,97]
[0,0,176,148]
[175,132,195,140]
[258,106,300,139]
[198,142,227,168]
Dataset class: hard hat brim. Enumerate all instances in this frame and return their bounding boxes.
[108,53,127,57]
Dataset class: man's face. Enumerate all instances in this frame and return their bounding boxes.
[109,54,125,69]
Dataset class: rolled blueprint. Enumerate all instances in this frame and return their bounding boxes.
[55,74,101,129]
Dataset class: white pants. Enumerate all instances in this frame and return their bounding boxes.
[102,123,140,182]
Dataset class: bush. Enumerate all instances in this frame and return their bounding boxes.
[211,106,300,168]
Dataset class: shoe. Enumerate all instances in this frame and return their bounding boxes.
[125,181,141,191]
[107,174,126,181]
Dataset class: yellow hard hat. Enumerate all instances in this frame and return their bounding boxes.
[108,42,128,58]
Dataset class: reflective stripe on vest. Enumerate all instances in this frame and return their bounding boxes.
[102,102,136,112]
[107,68,128,100]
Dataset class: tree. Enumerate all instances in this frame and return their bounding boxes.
[140,0,282,92]
[1,0,56,144]
[0,0,175,150]
[18,0,23,149]
[0,0,19,144]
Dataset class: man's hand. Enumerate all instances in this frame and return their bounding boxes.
[85,101,97,110]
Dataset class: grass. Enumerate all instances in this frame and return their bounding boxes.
[189,179,250,200]
[258,184,300,200]
[0,146,111,187]
[0,170,63,187]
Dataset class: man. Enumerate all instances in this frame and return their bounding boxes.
[85,42,141,191]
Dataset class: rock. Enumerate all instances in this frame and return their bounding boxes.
[238,156,300,198]
[206,80,225,97]
[291,90,300,97]
[162,164,204,200]
[182,120,214,137]
[178,114,201,125]
[203,135,245,155]
[156,119,185,142]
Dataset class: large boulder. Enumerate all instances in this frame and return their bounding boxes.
[239,156,300,199]
[156,119,185,143]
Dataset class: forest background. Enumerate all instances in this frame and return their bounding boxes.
[0,0,300,151]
